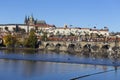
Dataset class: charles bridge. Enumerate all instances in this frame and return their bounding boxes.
[39,41,120,53]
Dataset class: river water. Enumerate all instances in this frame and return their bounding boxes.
[0,49,120,80]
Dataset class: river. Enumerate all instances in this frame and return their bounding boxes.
[0,49,120,80]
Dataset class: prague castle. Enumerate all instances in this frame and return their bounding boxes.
[0,15,109,37]
[0,15,55,33]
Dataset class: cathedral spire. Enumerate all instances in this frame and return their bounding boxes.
[24,15,28,24]
[28,16,30,21]
[31,14,34,21]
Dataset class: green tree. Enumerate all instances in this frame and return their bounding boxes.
[5,27,9,31]
[70,32,75,36]
[41,32,48,41]
[24,30,38,48]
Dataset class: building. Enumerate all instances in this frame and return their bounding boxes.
[0,15,109,37]
[53,25,109,36]
[0,15,56,34]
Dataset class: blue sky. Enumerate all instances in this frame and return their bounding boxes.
[0,0,120,32]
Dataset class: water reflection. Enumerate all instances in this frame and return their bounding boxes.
[0,58,120,80]
[0,59,112,79]
[1,49,38,54]
[0,49,120,67]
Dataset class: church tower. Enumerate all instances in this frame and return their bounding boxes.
[25,15,35,25]
[24,16,28,24]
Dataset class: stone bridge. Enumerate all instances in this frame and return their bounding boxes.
[39,41,120,52]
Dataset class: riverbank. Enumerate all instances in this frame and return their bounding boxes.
[0,47,39,50]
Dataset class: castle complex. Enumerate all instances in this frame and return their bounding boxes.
[0,15,109,37]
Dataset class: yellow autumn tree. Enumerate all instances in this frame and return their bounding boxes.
[3,34,17,48]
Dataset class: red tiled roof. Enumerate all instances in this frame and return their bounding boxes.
[34,23,55,28]
[80,28,90,30]
[91,29,99,31]
[99,29,109,31]
[57,27,70,29]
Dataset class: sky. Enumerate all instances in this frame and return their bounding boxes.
[0,0,120,32]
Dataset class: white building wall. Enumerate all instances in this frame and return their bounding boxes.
[0,24,36,33]
[0,25,16,32]
[54,28,71,35]
[99,31,109,36]
[53,28,91,36]
[0,24,109,36]
[53,27,109,36]
[79,29,90,35]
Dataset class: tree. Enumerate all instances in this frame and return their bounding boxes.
[5,27,9,31]
[13,27,16,32]
[3,34,17,47]
[41,32,48,41]
[90,33,94,39]
[20,28,26,33]
[0,28,2,32]
[56,31,60,37]
[70,32,75,36]
[94,26,96,29]
[24,30,38,48]
[85,32,90,41]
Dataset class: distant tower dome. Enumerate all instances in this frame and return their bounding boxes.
[64,24,67,28]
[104,26,108,29]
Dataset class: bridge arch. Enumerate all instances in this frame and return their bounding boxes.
[101,44,110,49]
[45,43,55,47]
[68,44,75,48]
[45,43,50,48]
[55,43,61,47]
[91,45,100,52]
[83,44,91,49]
